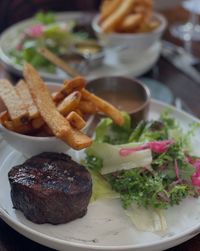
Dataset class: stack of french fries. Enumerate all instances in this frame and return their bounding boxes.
[0,63,124,150]
[99,0,159,33]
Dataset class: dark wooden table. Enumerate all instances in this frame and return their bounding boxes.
[1,6,200,251]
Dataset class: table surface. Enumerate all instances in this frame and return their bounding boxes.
[1,6,200,251]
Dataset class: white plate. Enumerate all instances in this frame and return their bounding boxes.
[1,99,200,251]
[0,12,161,82]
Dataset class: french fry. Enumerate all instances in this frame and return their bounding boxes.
[16,79,39,119]
[99,0,122,24]
[0,110,33,133]
[23,63,92,150]
[13,123,33,134]
[101,0,135,32]
[99,0,156,34]
[52,92,64,103]
[3,120,15,131]
[74,108,83,117]
[52,91,58,98]
[134,5,150,15]
[32,91,82,128]
[100,0,111,12]
[63,77,85,93]
[148,20,160,30]
[31,117,45,129]
[81,89,124,126]
[53,76,85,102]
[79,100,98,114]
[0,79,29,127]
[37,47,80,78]
[3,120,33,134]
[135,0,153,8]
[118,13,143,32]
[66,111,86,130]
[134,0,153,32]
[136,17,152,33]
[0,110,10,124]
[57,91,81,116]
[0,111,15,131]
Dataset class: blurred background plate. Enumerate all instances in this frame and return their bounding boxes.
[0,12,161,82]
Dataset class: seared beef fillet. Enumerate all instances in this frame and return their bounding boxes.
[8,152,92,224]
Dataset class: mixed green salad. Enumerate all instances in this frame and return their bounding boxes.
[10,12,88,73]
[83,110,200,232]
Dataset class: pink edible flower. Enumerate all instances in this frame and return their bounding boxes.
[119,140,173,157]
[119,145,149,156]
[25,24,43,38]
[148,140,173,154]
[191,176,200,186]
[192,161,200,180]
[187,156,200,193]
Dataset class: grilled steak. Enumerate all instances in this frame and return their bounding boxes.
[8,152,92,224]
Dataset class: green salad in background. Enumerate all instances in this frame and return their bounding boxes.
[83,110,200,232]
[9,12,88,73]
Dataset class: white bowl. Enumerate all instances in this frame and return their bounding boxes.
[0,82,93,157]
[92,12,167,62]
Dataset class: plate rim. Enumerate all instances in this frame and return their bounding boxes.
[0,99,200,250]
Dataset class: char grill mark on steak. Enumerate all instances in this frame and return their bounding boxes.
[8,152,92,224]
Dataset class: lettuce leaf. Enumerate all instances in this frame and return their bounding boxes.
[95,112,132,145]
[90,171,119,203]
[35,11,55,24]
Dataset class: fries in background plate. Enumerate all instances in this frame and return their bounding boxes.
[99,0,159,33]
[0,63,124,150]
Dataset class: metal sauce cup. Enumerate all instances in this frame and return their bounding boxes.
[86,76,151,127]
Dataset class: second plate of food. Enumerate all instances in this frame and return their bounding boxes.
[0,11,162,81]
